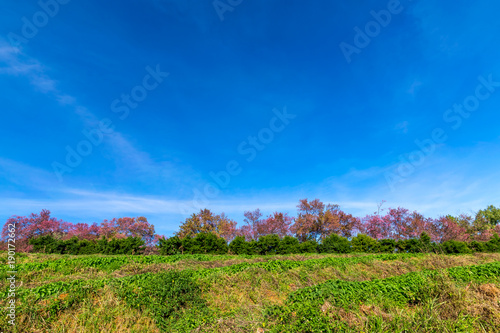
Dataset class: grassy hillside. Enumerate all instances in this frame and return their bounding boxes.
[1,252,499,332]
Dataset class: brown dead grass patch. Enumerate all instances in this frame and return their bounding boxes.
[464,283,500,326]
[47,286,161,333]
[478,283,500,299]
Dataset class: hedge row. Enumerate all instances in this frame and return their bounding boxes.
[27,232,500,256]
[159,232,500,255]
[28,235,145,255]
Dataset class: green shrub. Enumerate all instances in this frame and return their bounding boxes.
[98,236,145,255]
[396,238,421,253]
[485,233,500,252]
[160,233,228,255]
[158,236,183,255]
[229,236,250,255]
[318,234,351,253]
[256,234,281,255]
[188,233,228,254]
[419,232,432,250]
[277,236,300,254]
[29,235,145,255]
[29,235,101,255]
[29,235,61,253]
[351,234,379,253]
[65,237,100,255]
[469,240,486,252]
[378,238,396,253]
[440,240,471,254]
[298,240,318,253]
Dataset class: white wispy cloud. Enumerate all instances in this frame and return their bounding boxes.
[1,146,499,233]
[0,39,199,192]
[0,42,59,94]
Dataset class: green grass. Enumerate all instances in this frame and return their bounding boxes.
[0,252,499,332]
[263,261,500,332]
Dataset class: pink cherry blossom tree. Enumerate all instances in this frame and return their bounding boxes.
[431,215,469,243]
[1,210,162,251]
[1,209,66,252]
[257,212,293,238]
[239,209,263,241]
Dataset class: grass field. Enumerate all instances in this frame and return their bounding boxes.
[1,252,500,332]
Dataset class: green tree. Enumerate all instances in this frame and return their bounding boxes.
[440,240,471,254]
[477,205,500,226]
[351,234,379,253]
[188,232,228,254]
[159,236,183,255]
[298,240,318,253]
[378,238,396,253]
[229,236,254,255]
[318,234,351,253]
[277,236,300,254]
[255,234,281,255]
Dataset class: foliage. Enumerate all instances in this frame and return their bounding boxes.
[98,216,156,246]
[112,271,210,331]
[298,240,319,253]
[255,234,281,255]
[98,236,145,255]
[159,233,228,255]
[0,210,160,252]
[469,240,486,252]
[229,236,252,255]
[276,235,300,254]
[362,213,391,240]
[318,233,351,253]
[185,232,228,255]
[239,209,263,241]
[477,204,500,225]
[160,230,500,257]
[351,234,379,253]
[238,210,293,241]
[439,240,471,254]
[176,209,237,242]
[396,238,422,253]
[5,201,500,259]
[259,212,293,238]
[158,236,184,255]
[393,232,435,253]
[264,261,500,332]
[431,215,469,243]
[377,238,396,253]
[291,199,360,242]
[28,235,145,255]
[1,209,67,251]
[485,233,500,252]
[362,208,433,241]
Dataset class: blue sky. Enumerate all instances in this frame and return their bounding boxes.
[1,0,500,236]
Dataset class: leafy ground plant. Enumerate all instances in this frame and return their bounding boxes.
[263,262,500,332]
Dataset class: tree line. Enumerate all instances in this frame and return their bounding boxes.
[173,199,500,244]
[0,209,159,253]
[1,199,499,255]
